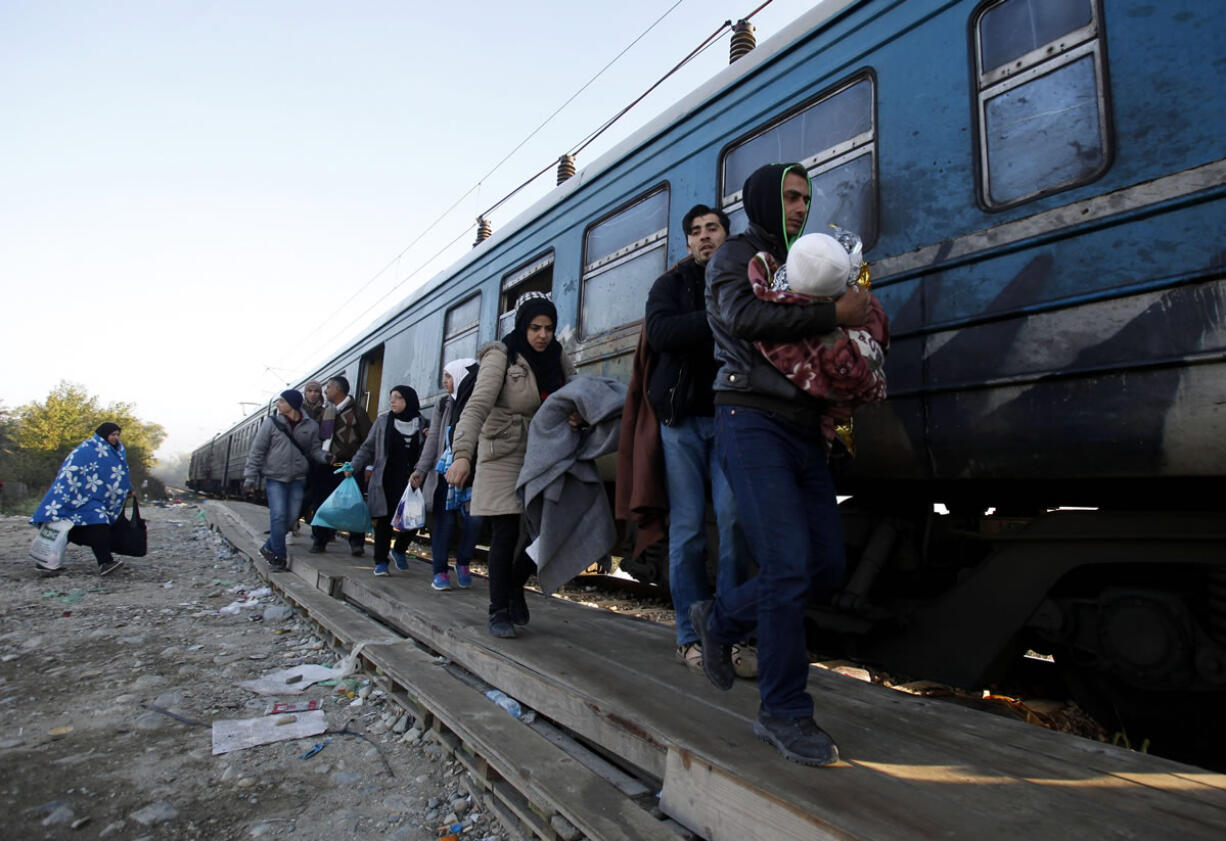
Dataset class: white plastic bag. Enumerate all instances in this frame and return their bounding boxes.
[391,486,426,531]
[29,520,73,570]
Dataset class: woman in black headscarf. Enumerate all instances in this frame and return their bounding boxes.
[352,385,424,576]
[445,292,576,637]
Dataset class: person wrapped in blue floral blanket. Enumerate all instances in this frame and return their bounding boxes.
[31,422,132,575]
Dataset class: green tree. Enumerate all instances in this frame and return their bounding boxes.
[11,381,166,494]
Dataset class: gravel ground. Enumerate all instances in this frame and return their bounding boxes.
[0,504,507,841]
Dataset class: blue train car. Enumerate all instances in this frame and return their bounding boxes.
[192,0,1225,759]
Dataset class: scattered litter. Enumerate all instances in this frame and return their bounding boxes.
[48,726,74,738]
[239,665,345,696]
[141,703,210,728]
[484,690,522,719]
[266,700,321,715]
[300,740,330,760]
[42,590,86,605]
[211,709,327,755]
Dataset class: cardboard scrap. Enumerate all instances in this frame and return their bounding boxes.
[266,700,322,715]
[211,709,327,755]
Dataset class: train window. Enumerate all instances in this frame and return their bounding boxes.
[499,253,554,338]
[580,187,669,337]
[441,294,481,383]
[973,0,1110,208]
[720,75,877,248]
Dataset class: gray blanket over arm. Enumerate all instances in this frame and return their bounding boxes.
[516,375,628,595]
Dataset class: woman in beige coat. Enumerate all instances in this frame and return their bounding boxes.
[446,293,575,638]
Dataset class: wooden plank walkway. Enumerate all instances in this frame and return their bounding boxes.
[206,500,1226,841]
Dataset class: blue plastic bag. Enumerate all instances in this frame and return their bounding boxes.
[310,465,371,533]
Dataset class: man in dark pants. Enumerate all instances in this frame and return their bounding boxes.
[644,204,753,674]
[310,375,373,556]
[693,162,871,766]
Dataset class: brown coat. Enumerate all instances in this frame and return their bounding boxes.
[451,341,576,517]
[614,327,667,556]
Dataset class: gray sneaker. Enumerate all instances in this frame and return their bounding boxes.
[753,712,839,766]
[688,600,734,690]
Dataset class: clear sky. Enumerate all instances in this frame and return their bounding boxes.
[1,0,819,460]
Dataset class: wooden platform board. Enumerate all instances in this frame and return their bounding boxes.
[207,500,1226,841]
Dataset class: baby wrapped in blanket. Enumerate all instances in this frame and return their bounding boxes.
[748,228,889,446]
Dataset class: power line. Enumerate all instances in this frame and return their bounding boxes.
[290,0,775,376]
[293,0,689,360]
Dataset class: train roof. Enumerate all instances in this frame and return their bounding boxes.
[318,0,856,371]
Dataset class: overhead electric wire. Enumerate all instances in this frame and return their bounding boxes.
[290,0,774,374]
[292,0,688,362]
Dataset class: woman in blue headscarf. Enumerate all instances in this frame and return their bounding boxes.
[31,422,133,575]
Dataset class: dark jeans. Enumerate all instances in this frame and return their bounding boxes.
[263,478,304,561]
[372,517,414,563]
[659,415,752,646]
[486,514,535,616]
[712,406,847,719]
[68,523,113,567]
[430,477,485,575]
[310,470,365,551]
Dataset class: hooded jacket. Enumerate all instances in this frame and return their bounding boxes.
[705,163,839,427]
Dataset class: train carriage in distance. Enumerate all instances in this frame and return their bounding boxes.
[191,0,1226,764]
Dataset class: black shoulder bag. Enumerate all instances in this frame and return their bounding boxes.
[111,496,148,557]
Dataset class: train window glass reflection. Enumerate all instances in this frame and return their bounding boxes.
[580,188,668,337]
[720,75,877,249]
[973,0,1109,208]
[978,0,1092,72]
[499,253,554,338]
[441,294,480,386]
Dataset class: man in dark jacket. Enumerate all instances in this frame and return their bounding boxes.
[310,375,373,556]
[644,204,752,673]
[691,163,871,767]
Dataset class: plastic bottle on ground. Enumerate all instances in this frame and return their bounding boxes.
[484,689,522,719]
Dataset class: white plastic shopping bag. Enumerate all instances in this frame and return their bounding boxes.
[29,520,73,570]
[391,486,426,531]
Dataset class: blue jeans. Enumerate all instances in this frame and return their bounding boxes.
[711,406,846,719]
[264,479,305,561]
[660,416,751,647]
[430,478,485,575]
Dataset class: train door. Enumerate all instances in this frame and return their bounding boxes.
[358,346,384,418]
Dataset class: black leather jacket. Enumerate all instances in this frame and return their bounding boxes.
[704,223,837,426]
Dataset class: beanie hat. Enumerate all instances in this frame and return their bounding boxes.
[783,233,860,298]
[280,389,304,411]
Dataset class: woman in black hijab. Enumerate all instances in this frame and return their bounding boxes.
[352,385,424,576]
[501,294,567,399]
[445,292,576,637]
